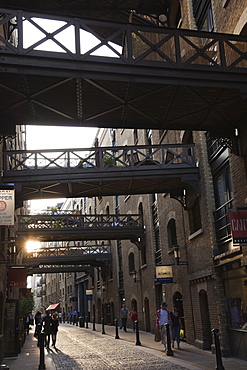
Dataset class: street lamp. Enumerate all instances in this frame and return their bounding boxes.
[132,270,140,283]
[173,245,188,266]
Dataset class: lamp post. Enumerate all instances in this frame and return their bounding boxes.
[173,245,188,266]
[132,270,140,283]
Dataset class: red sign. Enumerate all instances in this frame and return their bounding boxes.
[8,267,27,289]
[229,210,247,244]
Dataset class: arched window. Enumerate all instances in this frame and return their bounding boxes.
[128,252,135,273]
[167,218,177,248]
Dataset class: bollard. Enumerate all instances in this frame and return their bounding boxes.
[79,317,83,327]
[86,316,89,328]
[212,329,225,370]
[115,319,120,339]
[93,316,96,331]
[39,332,46,369]
[81,316,85,327]
[101,317,106,334]
[135,320,141,346]
[166,324,174,356]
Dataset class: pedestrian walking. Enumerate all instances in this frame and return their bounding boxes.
[156,302,172,351]
[129,307,138,332]
[42,310,52,348]
[51,312,59,348]
[120,303,129,332]
[170,305,181,349]
[24,314,31,335]
[34,310,42,338]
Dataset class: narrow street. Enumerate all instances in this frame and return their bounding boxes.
[47,324,189,370]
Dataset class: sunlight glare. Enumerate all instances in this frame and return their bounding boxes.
[26,240,42,253]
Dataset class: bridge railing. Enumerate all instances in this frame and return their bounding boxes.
[24,243,111,258]
[18,213,144,230]
[4,144,196,175]
[0,9,246,73]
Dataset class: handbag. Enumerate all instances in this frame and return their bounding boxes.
[154,326,161,342]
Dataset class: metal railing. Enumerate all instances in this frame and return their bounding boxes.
[24,243,111,258]
[214,199,234,247]
[18,213,144,230]
[4,144,197,175]
[0,9,246,76]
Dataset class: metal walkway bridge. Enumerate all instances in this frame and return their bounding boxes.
[22,243,112,269]
[18,212,145,271]
[0,7,246,137]
[3,144,200,204]
[17,213,145,245]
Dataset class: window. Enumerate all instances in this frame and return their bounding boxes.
[213,164,234,248]
[188,198,202,234]
[192,0,214,31]
[167,219,177,248]
[134,129,138,145]
[207,135,234,251]
[128,252,135,273]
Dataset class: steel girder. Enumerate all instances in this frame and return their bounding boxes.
[0,10,247,137]
[0,1,171,23]
[26,265,94,275]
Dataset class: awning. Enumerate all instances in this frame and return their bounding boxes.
[47,303,60,310]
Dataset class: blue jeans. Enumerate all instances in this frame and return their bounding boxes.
[171,325,180,344]
[121,318,127,331]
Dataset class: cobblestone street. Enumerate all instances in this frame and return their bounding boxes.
[47,324,188,370]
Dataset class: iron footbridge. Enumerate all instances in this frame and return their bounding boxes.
[3,144,200,203]
[17,213,146,247]
[22,243,112,269]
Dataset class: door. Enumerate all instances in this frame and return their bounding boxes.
[4,299,19,357]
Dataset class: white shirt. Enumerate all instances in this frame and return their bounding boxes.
[159,309,169,325]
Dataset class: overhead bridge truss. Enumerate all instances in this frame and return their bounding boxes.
[0,9,246,136]
[3,144,200,202]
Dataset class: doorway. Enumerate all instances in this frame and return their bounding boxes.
[173,291,185,339]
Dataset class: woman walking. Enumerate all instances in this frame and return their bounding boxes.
[170,305,181,349]
[51,312,59,348]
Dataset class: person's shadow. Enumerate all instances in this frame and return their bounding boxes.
[46,347,82,369]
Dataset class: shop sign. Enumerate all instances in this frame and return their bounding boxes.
[86,289,93,300]
[229,210,247,243]
[0,189,14,225]
[8,267,27,289]
[156,265,173,283]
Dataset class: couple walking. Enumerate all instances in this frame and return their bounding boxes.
[156,302,181,351]
[42,311,60,348]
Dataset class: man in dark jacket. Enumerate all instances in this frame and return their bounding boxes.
[42,310,52,348]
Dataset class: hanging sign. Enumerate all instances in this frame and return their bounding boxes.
[156,265,173,283]
[86,289,93,300]
[229,210,247,244]
[8,267,27,289]
[0,189,14,225]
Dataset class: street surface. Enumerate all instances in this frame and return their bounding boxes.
[47,324,188,370]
